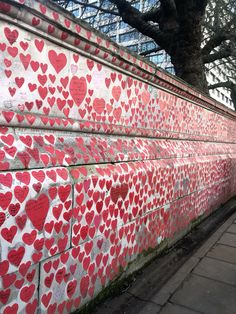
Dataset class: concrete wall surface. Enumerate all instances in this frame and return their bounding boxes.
[0,1,236,313]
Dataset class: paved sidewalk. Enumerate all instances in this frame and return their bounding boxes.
[156,211,236,314]
[95,211,236,314]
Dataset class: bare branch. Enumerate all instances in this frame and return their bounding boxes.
[203,45,235,64]
[202,33,232,56]
[205,59,228,72]
[208,81,233,90]
[209,81,236,109]
[140,46,163,56]
[142,7,161,22]
[65,0,70,8]
[109,0,170,49]
[202,16,236,55]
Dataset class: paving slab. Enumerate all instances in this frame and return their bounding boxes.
[226,223,236,234]
[151,257,199,306]
[194,211,236,259]
[159,302,201,314]
[171,274,236,314]
[207,243,236,264]
[218,232,236,247]
[193,256,236,286]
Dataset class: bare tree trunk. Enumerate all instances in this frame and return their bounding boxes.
[170,43,209,93]
[166,0,209,93]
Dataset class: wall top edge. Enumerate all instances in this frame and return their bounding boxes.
[1,0,235,120]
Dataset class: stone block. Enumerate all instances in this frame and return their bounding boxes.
[218,232,236,248]
[2,127,234,172]
[0,264,39,314]
[0,167,72,275]
[193,256,236,286]
[227,223,236,234]
[70,159,218,250]
[171,274,236,314]
[160,303,199,314]
[207,244,236,264]
[39,235,118,313]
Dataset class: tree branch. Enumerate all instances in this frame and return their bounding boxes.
[208,81,233,90]
[142,7,161,22]
[202,16,236,55]
[202,33,232,56]
[142,0,178,31]
[109,0,170,49]
[203,44,235,64]
[209,81,236,110]
[140,46,163,56]
[65,0,70,8]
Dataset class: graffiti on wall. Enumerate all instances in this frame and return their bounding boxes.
[0,0,236,313]
[0,15,235,140]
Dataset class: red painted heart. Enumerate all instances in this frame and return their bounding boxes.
[93,98,105,114]
[48,50,67,73]
[8,246,25,266]
[69,76,87,107]
[25,194,49,231]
